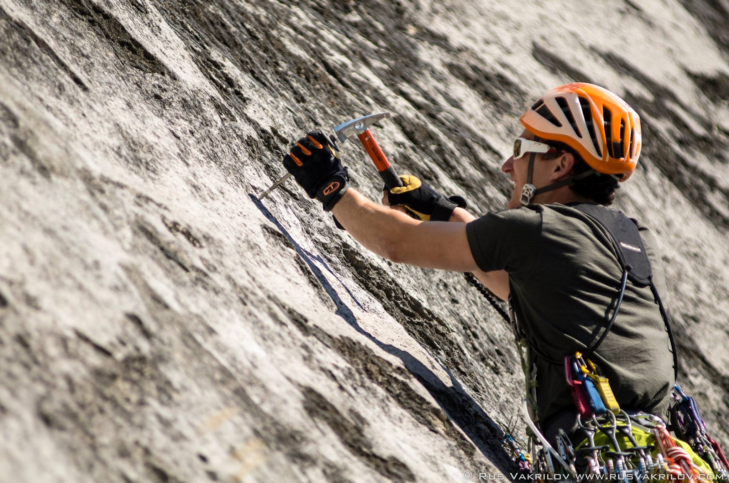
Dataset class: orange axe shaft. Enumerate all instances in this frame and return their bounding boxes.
[356,128,402,189]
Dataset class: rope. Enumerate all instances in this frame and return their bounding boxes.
[653,423,705,478]
[463,273,536,472]
[463,273,510,323]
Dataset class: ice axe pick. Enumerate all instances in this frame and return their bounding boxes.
[258,112,401,200]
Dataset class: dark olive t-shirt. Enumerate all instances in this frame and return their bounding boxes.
[466,204,674,436]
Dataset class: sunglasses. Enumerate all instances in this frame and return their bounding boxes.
[513,137,557,159]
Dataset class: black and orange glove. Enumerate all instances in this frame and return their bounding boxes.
[385,175,466,221]
[282,131,349,211]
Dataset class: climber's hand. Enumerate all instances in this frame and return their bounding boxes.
[282,131,348,211]
[382,175,466,221]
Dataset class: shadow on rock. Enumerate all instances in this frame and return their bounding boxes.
[250,194,517,475]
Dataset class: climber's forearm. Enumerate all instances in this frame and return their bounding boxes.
[449,207,475,223]
[332,189,413,260]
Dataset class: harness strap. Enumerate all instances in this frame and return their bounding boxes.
[524,268,630,365]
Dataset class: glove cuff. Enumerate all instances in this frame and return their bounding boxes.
[431,197,458,221]
[448,195,468,209]
[315,173,349,212]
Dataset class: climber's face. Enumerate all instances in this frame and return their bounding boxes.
[501,130,560,209]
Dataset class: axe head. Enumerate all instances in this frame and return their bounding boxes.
[333,112,391,144]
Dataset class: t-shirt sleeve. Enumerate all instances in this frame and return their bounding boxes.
[466,207,543,273]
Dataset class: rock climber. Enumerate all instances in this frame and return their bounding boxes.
[281,83,675,447]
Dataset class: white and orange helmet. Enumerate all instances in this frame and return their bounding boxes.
[520,83,642,181]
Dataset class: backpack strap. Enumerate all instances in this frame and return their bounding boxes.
[571,204,651,285]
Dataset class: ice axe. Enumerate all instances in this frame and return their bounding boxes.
[333,112,403,190]
[258,112,401,200]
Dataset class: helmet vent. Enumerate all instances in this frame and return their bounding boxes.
[556,96,581,138]
[604,107,614,157]
[579,96,601,158]
[536,104,562,127]
[613,119,626,159]
[532,99,545,111]
[629,128,635,158]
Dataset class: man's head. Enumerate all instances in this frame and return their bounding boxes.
[503,83,641,209]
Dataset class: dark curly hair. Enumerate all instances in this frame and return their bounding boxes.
[537,139,620,206]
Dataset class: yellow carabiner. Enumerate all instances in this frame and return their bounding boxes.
[574,352,592,377]
[580,353,621,414]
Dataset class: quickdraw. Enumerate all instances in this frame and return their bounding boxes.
[501,432,532,474]
[670,384,729,476]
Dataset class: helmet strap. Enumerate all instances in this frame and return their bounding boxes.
[519,153,538,205]
[519,152,596,206]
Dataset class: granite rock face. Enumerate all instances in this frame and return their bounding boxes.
[1,0,728,481]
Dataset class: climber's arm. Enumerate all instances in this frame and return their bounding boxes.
[276,132,509,299]
[333,189,479,272]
